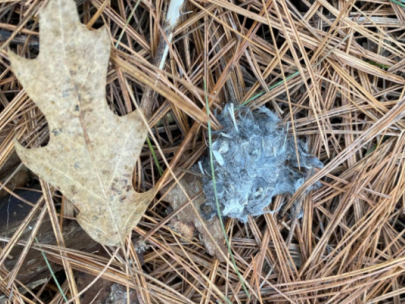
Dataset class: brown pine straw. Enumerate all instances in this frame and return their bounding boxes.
[1,0,405,303]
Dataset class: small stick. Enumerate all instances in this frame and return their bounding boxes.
[140,0,186,119]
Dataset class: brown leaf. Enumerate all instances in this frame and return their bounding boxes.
[9,0,156,246]
[162,173,227,261]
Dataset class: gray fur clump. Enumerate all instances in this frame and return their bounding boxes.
[199,104,323,222]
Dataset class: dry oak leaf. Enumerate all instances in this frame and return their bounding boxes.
[9,0,156,246]
[162,173,227,261]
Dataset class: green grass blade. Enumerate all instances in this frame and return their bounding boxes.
[146,137,163,176]
[203,78,250,299]
[34,237,68,302]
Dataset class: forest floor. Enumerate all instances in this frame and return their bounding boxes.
[1,0,405,303]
